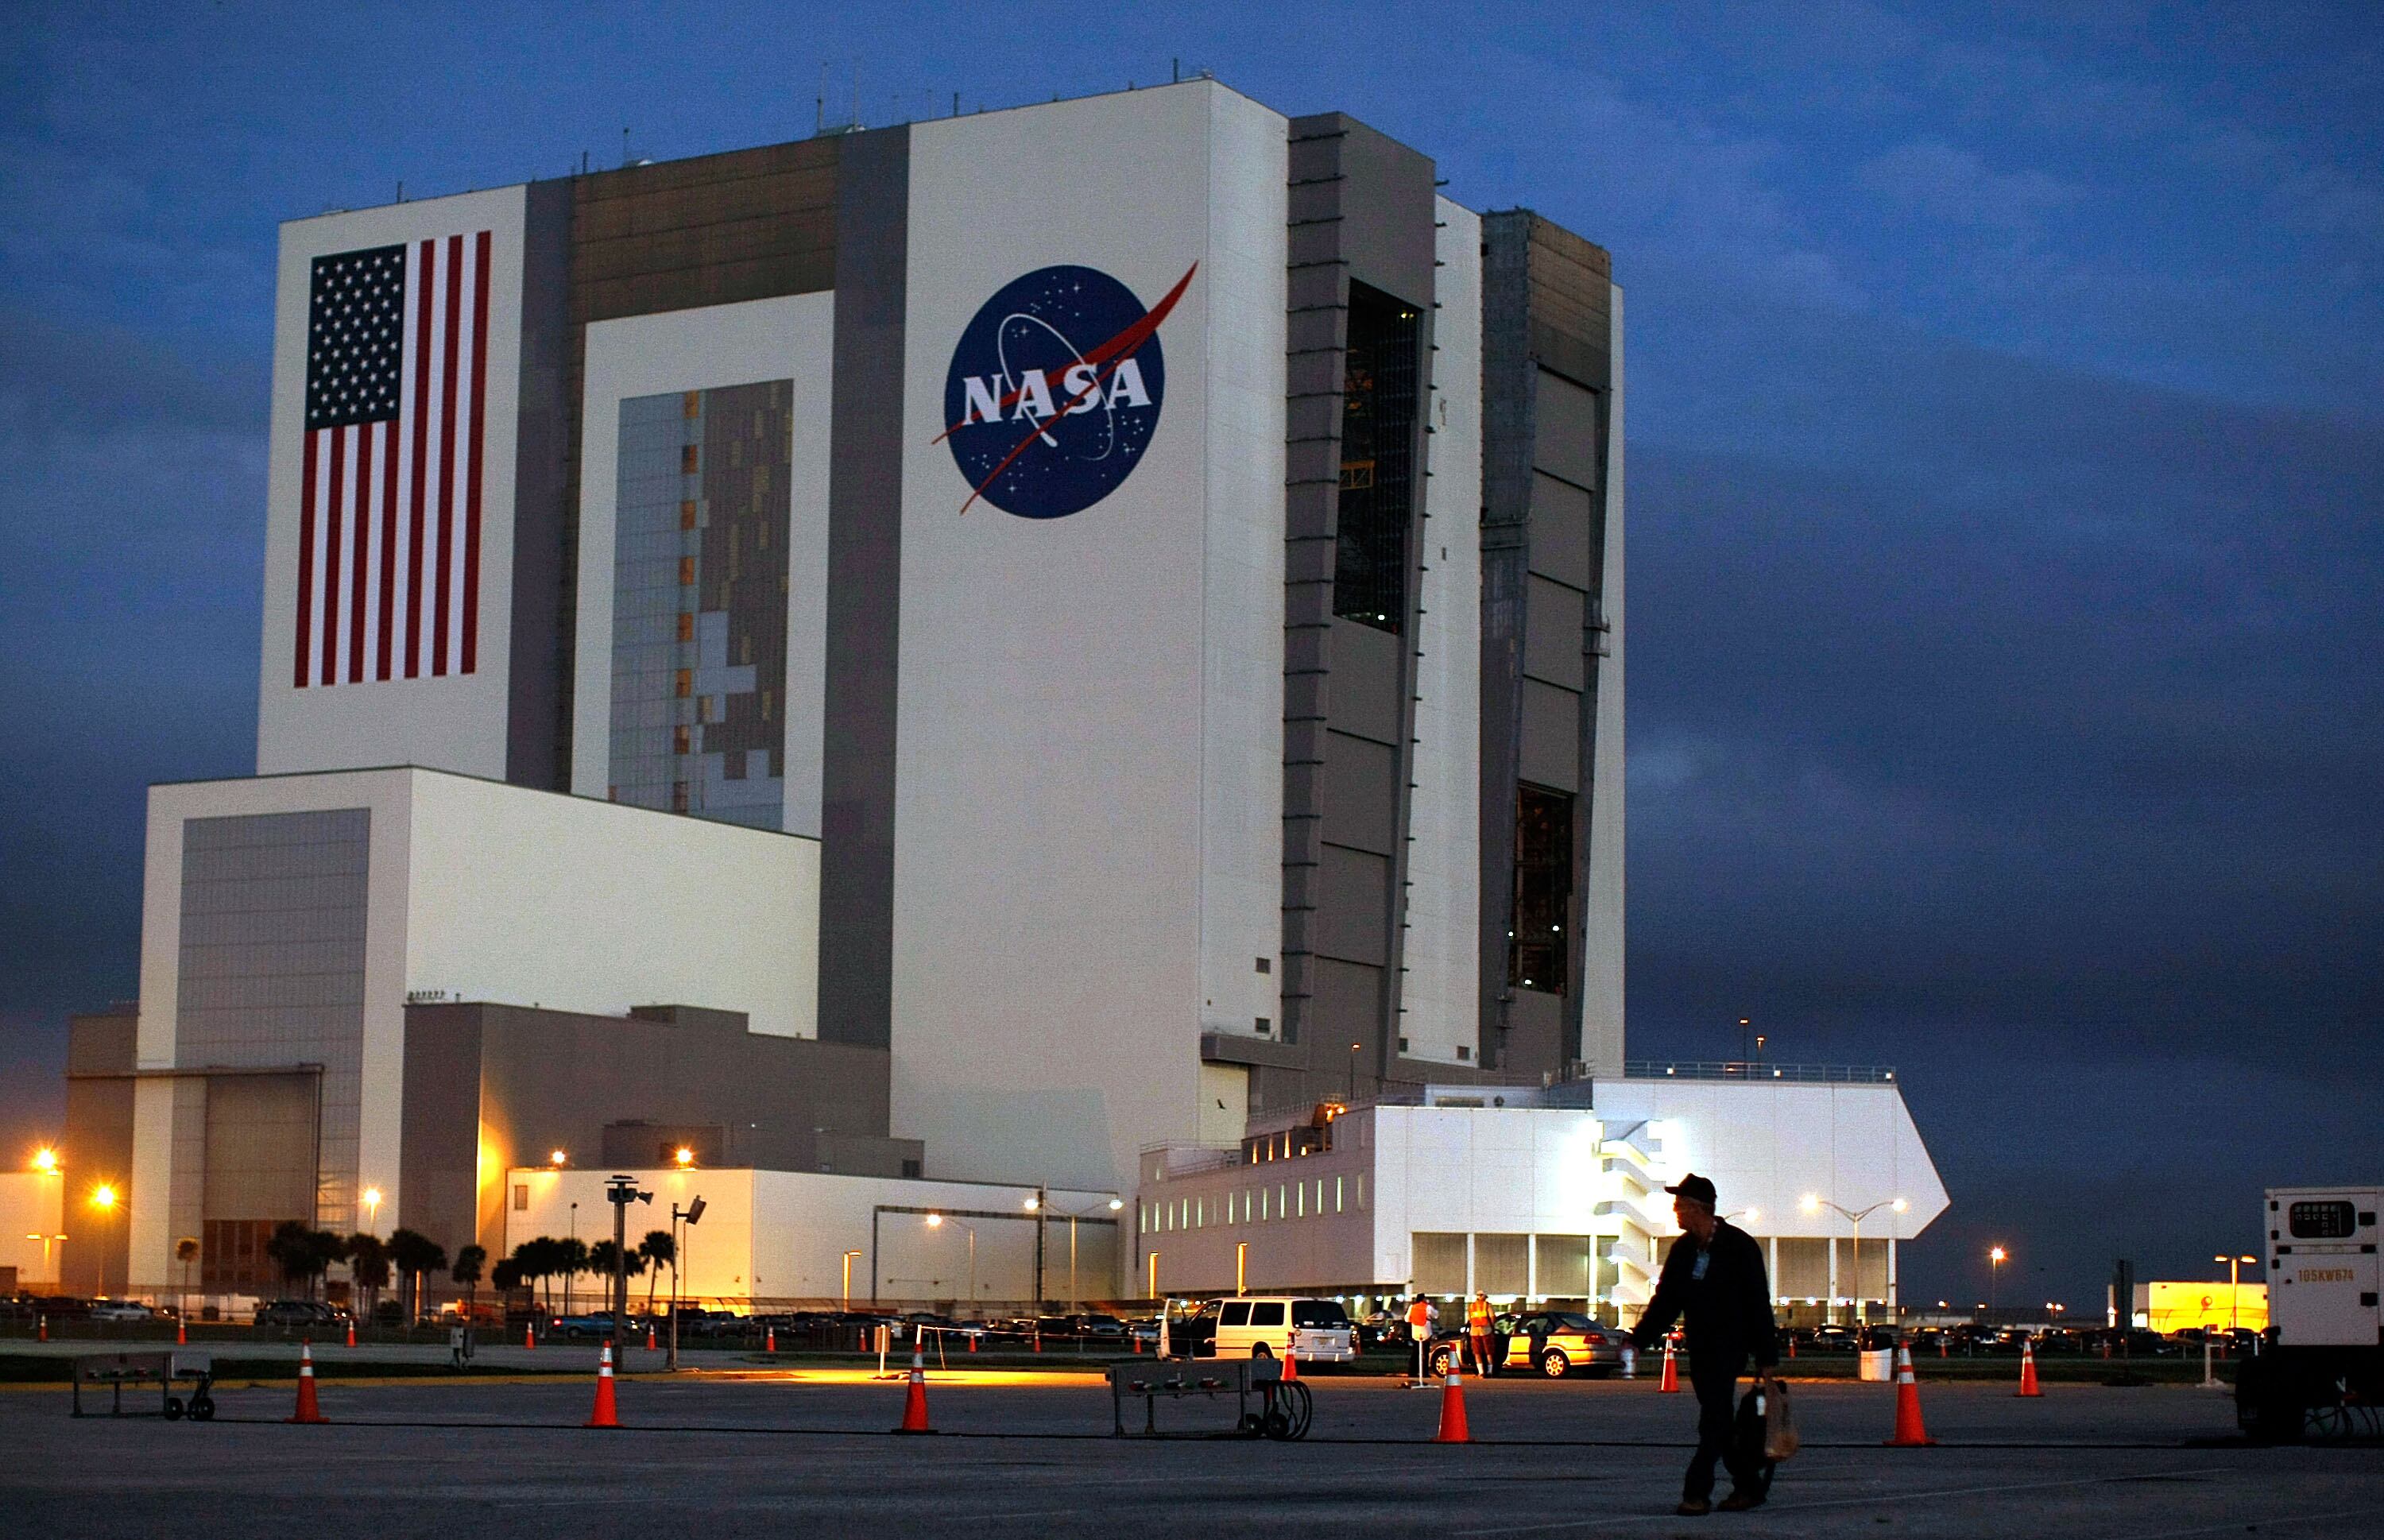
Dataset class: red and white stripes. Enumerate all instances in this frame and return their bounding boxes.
[293,228,490,687]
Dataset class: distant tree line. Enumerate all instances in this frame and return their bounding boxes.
[264,1221,674,1319]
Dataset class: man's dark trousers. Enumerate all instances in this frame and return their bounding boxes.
[1685,1353,1752,1504]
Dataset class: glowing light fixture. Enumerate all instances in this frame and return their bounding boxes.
[32,1147,60,1174]
[90,1182,118,1210]
[1022,1194,1040,1212]
[673,1147,695,1168]
[550,1149,568,1167]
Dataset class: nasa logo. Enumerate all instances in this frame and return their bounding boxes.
[939,261,1196,518]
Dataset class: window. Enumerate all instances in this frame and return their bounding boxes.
[675,668,691,698]
[1291,1300,1348,1328]
[677,611,695,643]
[1335,1176,1345,1213]
[2289,1201,2357,1239]
[1219,1302,1252,1327]
[1255,957,1271,974]
[1261,1188,1270,1221]
[1249,1302,1286,1327]
[1297,1182,1305,1218]
[680,500,697,531]
[680,443,699,473]
[513,1184,528,1211]
[1255,1016,1271,1035]
[1333,284,1421,632]
[1509,784,1575,992]
[679,555,695,586]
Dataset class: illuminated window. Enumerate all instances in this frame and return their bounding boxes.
[675,668,691,698]
[679,555,695,586]
[680,500,697,530]
[676,612,695,643]
[1336,1177,1344,1213]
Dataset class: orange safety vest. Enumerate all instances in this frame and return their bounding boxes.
[1407,1300,1432,1331]
[1469,1298,1493,1331]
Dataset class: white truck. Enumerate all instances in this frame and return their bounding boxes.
[2236,1185,2382,1441]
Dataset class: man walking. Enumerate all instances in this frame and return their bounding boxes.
[1630,1174,1780,1515]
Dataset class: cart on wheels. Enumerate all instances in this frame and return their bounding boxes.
[71,1350,217,1421]
[1107,1357,1314,1440]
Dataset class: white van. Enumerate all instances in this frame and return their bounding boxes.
[1206,1297,1358,1363]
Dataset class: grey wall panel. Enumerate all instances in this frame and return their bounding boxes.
[178,807,370,1230]
[1322,732,1399,855]
[202,1074,319,1222]
[1325,618,1402,745]
[1315,844,1391,966]
[1527,472,1594,590]
[1519,679,1581,793]
[819,125,908,1048]
[1533,373,1600,492]
[1308,958,1386,1058]
[1506,989,1565,1076]
[398,1005,483,1274]
[507,178,572,788]
[1524,575,1586,691]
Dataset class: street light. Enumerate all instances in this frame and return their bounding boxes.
[549,1148,567,1167]
[2216,1253,2258,1334]
[1349,1040,1362,1101]
[1801,1194,1908,1325]
[1988,1246,2008,1315]
[1035,1194,1127,1308]
[32,1146,59,1175]
[668,1194,705,1372]
[842,1250,862,1311]
[673,1147,695,1169]
[603,1174,653,1347]
[925,1213,976,1307]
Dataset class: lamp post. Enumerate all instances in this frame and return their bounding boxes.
[668,1195,705,1372]
[567,1201,579,1316]
[926,1213,976,1307]
[842,1250,862,1311]
[1988,1246,2007,1316]
[2216,1253,2258,1334]
[1024,1189,1046,1306]
[603,1174,653,1348]
[1349,1041,1362,1101]
[1802,1194,1907,1326]
[1036,1195,1126,1308]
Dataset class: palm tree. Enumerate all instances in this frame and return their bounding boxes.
[587,1241,645,1319]
[452,1245,488,1321]
[557,1237,590,1313]
[385,1229,447,1322]
[638,1230,675,1315]
[270,1222,344,1301]
[347,1233,390,1321]
[510,1237,562,1312]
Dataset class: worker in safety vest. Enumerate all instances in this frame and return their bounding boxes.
[1468,1290,1497,1376]
[1405,1294,1437,1379]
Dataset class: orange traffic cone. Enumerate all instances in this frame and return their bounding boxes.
[176,1318,188,1345]
[1884,1341,1934,1446]
[586,1342,620,1428]
[288,1340,327,1424]
[645,1322,656,1351]
[1435,1365,1472,1442]
[526,1322,536,1350]
[1659,1336,1681,1392]
[37,1314,46,1342]
[968,1330,977,1352]
[2016,1337,2042,1397]
[346,1318,356,1348]
[895,1344,932,1434]
[1281,1345,1299,1382]
[1939,1336,1949,1359]
[766,1325,776,1353]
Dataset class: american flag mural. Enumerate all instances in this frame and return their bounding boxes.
[295,230,492,687]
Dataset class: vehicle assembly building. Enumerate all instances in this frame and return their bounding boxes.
[33,77,1943,1318]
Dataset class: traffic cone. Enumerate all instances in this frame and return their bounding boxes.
[895,1344,932,1434]
[1659,1336,1681,1392]
[586,1342,620,1428]
[1435,1365,1472,1442]
[1883,1341,1934,1446]
[1281,1345,1299,1381]
[968,1330,977,1352]
[2016,1337,2042,1397]
[176,1318,188,1345]
[526,1322,536,1349]
[288,1340,327,1424]
[346,1318,356,1348]
[37,1314,46,1342]
[645,1322,656,1351]
[766,1325,776,1354]
[1939,1337,1949,1359]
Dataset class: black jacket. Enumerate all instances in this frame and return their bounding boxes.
[1631,1218,1778,1368]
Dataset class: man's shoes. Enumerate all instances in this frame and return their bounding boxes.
[1674,1499,1712,1516]
[1716,1491,1766,1512]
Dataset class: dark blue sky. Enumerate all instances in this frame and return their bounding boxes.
[3,2,2378,1314]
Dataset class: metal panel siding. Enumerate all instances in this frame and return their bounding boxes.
[1526,473,1593,591]
[1316,845,1391,966]
[176,808,370,1230]
[1523,575,1586,691]
[819,126,908,1048]
[1519,679,1581,793]
[1532,374,1600,491]
[1322,732,1400,854]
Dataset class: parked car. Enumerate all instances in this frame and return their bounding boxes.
[547,1311,619,1340]
[254,1299,349,1331]
[1426,1311,1624,1379]
[89,1301,157,1323]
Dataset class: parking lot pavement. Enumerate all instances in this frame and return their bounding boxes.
[2,1370,2374,1538]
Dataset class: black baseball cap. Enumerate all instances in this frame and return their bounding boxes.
[1664,1173,1718,1207]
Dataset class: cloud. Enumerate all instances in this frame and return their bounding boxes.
[1857,139,2080,233]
